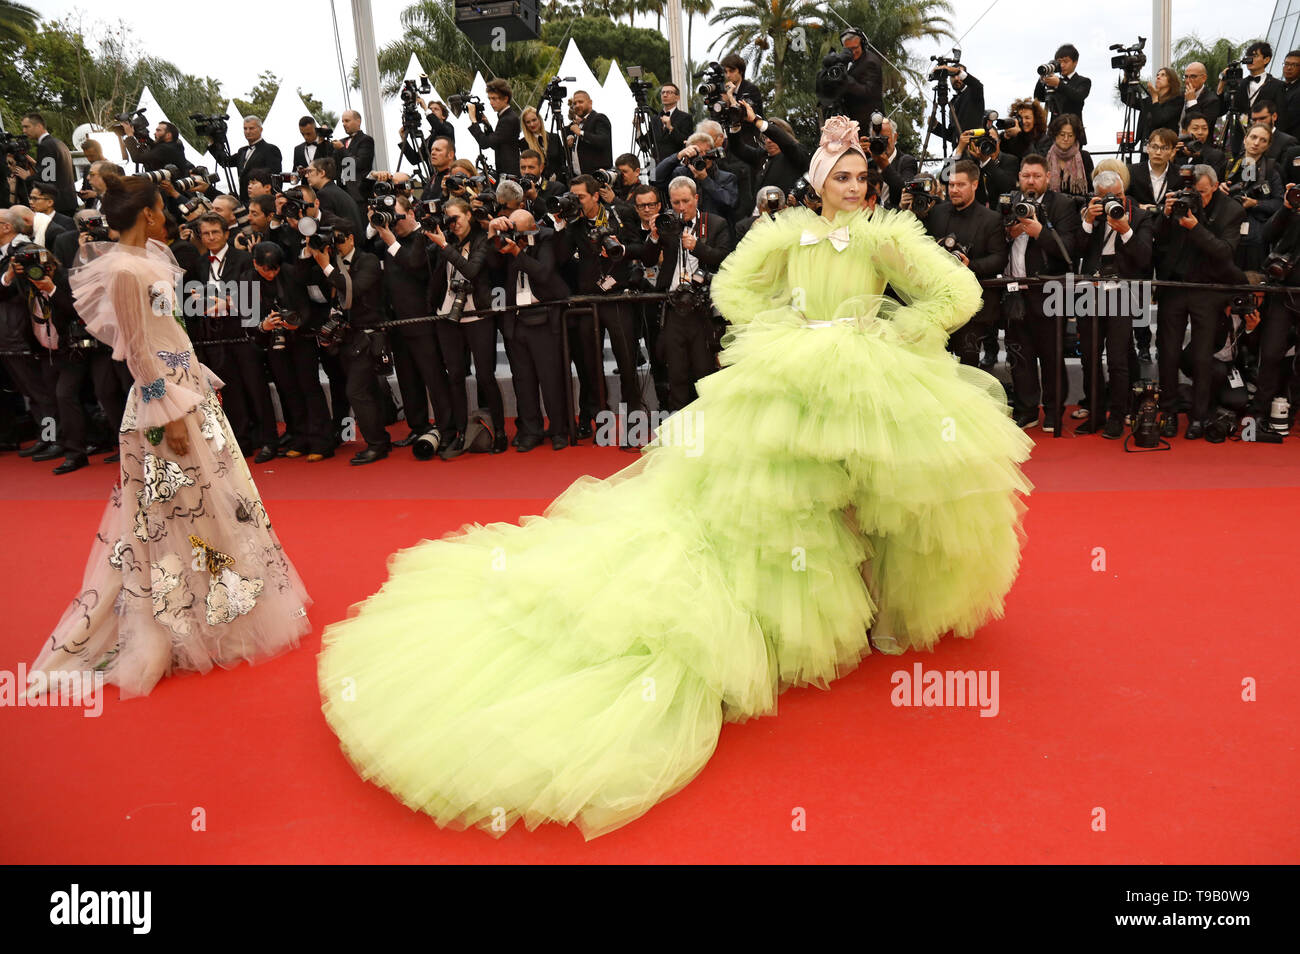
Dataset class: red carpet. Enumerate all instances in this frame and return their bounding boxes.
[2,423,1297,863]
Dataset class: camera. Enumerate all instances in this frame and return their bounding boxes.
[1109,37,1148,84]
[417,198,448,233]
[790,177,820,210]
[667,274,713,318]
[985,110,1015,131]
[937,233,969,260]
[447,91,483,116]
[687,148,725,171]
[0,131,31,158]
[591,168,619,187]
[905,176,942,216]
[368,190,400,228]
[655,211,683,237]
[1286,183,1300,208]
[189,113,229,139]
[1264,252,1298,283]
[400,75,432,105]
[757,186,785,216]
[696,61,745,127]
[588,225,625,260]
[491,226,535,252]
[816,50,854,108]
[969,127,998,158]
[1088,194,1127,220]
[929,47,962,83]
[546,191,583,222]
[999,190,1040,221]
[307,224,336,251]
[446,277,473,323]
[77,213,111,243]
[542,76,574,113]
[142,164,181,185]
[9,244,57,285]
[266,302,300,351]
[172,167,210,192]
[444,172,471,195]
[1037,59,1061,77]
[178,194,212,219]
[1228,293,1258,318]
[1167,188,1196,219]
[1175,134,1204,159]
[865,111,888,156]
[115,108,150,138]
[316,306,348,351]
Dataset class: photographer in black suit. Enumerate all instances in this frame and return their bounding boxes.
[308,218,391,464]
[1075,171,1156,437]
[424,197,507,458]
[1177,111,1227,180]
[649,83,693,163]
[931,66,987,144]
[518,149,563,219]
[832,29,884,129]
[952,127,1017,211]
[1154,164,1247,438]
[207,115,283,204]
[486,208,572,451]
[1280,50,1300,138]
[874,117,920,210]
[332,110,375,204]
[654,133,739,222]
[644,176,734,410]
[565,91,613,176]
[908,160,1008,369]
[292,116,331,172]
[1250,188,1300,423]
[306,157,365,235]
[115,119,192,174]
[249,241,333,459]
[1033,44,1091,137]
[746,108,808,198]
[19,113,77,215]
[1128,128,1179,208]
[372,194,454,450]
[468,79,522,177]
[1002,154,1085,432]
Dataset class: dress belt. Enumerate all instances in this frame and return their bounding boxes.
[802,317,858,328]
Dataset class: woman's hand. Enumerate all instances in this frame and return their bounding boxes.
[164,419,189,457]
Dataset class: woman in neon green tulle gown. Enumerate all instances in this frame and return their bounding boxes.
[317,117,1035,839]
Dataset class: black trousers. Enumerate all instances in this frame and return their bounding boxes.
[339,329,391,448]
[638,300,670,409]
[266,334,332,454]
[1156,287,1228,421]
[1252,295,1300,414]
[434,316,504,433]
[1006,299,1067,423]
[391,328,454,435]
[319,348,349,432]
[662,307,717,411]
[507,311,568,438]
[1077,312,1139,417]
[566,300,645,422]
[53,350,127,455]
[949,319,991,367]
[2,353,58,441]
[206,342,278,448]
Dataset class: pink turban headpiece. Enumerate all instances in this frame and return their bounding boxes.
[806,115,868,195]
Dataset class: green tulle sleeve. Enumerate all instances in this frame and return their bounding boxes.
[711,207,819,327]
[849,207,985,348]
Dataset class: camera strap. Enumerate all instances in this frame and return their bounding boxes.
[337,255,353,311]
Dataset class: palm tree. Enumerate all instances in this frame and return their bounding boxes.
[0,0,39,45]
[708,0,827,101]
[1172,33,1245,87]
[683,0,713,60]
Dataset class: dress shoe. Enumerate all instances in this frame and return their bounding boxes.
[285,449,304,458]
[551,435,569,451]
[253,444,277,464]
[86,441,112,455]
[511,433,521,447]
[1041,420,1056,434]
[104,451,120,463]
[52,454,89,475]
[1013,411,1039,429]
[1102,416,1125,440]
[18,441,49,458]
[515,433,543,453]
[439,433,466,460]
[576,419,593,439]
[1184,420,1205,440]
[1074,414,1104,435]
[1159,413,1179,438]
[491,430,509,454]
[306,450,334,462]
[350,444,390,466]
[393,430,422,448]
[32,443,65,462]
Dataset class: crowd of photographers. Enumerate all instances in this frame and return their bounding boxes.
[3,32,1299,474]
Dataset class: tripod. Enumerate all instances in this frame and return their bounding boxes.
[1117,80,1145,162]
[207,130,240,197]
[920,72,954,164]
[631,106,659,170]
[538,80,576,184]
[394,114,433,193]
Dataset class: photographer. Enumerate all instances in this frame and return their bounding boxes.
[1177,111,1227,180]
[328,110,375,205]
[413,97,457,151]
[1128,128,1178,209]
[518,149,563,218]
[910,159,1007,369]
[1154,164,1247,438]
[305,157,366,235]
[697,120,753,227]
[1033,44,1092,134]
[190,212,280,463]
[566,91,614,176]
[468,79,522,177]
[249,241,333,459]
[747,109,808,198]
[1002,154,1084,432]
[292,116,331,171]
[871,117,919,210]
[628,183,671,406]
[27,183,75,246]
[1249,100,1299,163]
[650,83,693,163]
[1281,50,1300,138]
[645,176,734,410]
[654,133,738,222]
[952,125,1017,210]
[310,217,391,464]
[0,210,61,460]
[932,65,987,145]
[18,113,77,215]
[115,118,192,174]
[1075,171,1156,437]
[611,154,643,211]
[1000,98,1051,160]
[485,208,572,451]
[206,115,283,204]
[236,194,276,254]
[1192,295,1263,441]
[425,196,507,458]
[549,174,645,443]
[1222,41,1285,121]
[372,194,453,449]
[1123,68,1184,149]
[1222,122,1283,272]
[75,141,105,208]
[830,28,884,129]
[1249,188,1300,425]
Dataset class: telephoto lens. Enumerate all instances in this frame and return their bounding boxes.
[412,427,443,461]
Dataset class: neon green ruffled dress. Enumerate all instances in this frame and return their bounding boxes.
[317,206,1034,839]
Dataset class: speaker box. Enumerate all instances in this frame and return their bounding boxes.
[454,0,540,44]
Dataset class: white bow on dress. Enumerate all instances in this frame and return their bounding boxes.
[799,225,851,252]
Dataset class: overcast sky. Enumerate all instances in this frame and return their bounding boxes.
[28,0,1278,156]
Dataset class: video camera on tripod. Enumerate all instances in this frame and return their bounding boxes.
[114,108,150,139]
[696,61,745,128]
[1110,37,1147,85]
[929,47,963,82]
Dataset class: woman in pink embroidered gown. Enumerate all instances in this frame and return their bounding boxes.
[27,172,311,699]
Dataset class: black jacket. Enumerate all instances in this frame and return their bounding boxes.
[1078,202,1155,277]
[487,225,570,337]
[972,154,1018,210]
[1127,160,1178,207]
[834,48,884,129]
[316,181,366,235]
[322,248,383,329]
[553,204,641,294]
[937,72,987,143]
[121,135,192,174]
[209,139,283,203]
[570,110,614,175]
[1280,80,1300,139]
[1154,189,1247,283]
[186,246,253,344]
[427,229,496,320]
[34,134,78,215]
[1009,190,1084,283]
[924,199,1008,323]
[752,121,810,197]
[881,152,921,209]
[335,131,376,202]
[381,229,433,327]
[470,104,522,176]
[291,137,331,173]
[1034,72,1092,134]
[1182,86,1223,125]
[645,211,734,291]
[653,156,740,220]
[644,107,693,163]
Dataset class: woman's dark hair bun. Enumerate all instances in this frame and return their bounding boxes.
[98,171,159,233]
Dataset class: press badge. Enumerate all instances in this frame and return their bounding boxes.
[1227,367,1244,389]
[598,274,618,291]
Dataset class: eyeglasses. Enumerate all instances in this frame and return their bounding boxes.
[635,201,660,209]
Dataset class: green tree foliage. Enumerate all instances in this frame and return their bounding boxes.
[233,72,338,128]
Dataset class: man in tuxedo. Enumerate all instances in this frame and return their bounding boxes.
[952,127,1017,210]
[1003,154,1085,432]
[1128,128,1179,209]
[519,149,563,219]
[1251,188,1300,421]
[26,184,76,246]
[1249,100,1299,162]
[1154,164,1246,438]
[933,65,987,144]
[332,110,375,203]
[1178,112,1227,180]
[1280,50,1300,139]
[207,115,283,204]
[486,208,572,450]
[292,116,331,172]
[833,29,884,129]
[565,91,613,176]
[116,119,192,175]
[468,79,522,176]
[1075,171,1156,437]
[1033,44,1091,135]
[371,195,453,448]
[911,160,1008,369]
[875,117,920,209]
[653,134,739,221]
[189,213,279,462]
[643,176,734,410]
[1223,41,1287,152]
[306,157,365,235]
[1181,62,1222,128]
[19,113,77,215]
[649,83,692,163]
[307,218,390,464]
